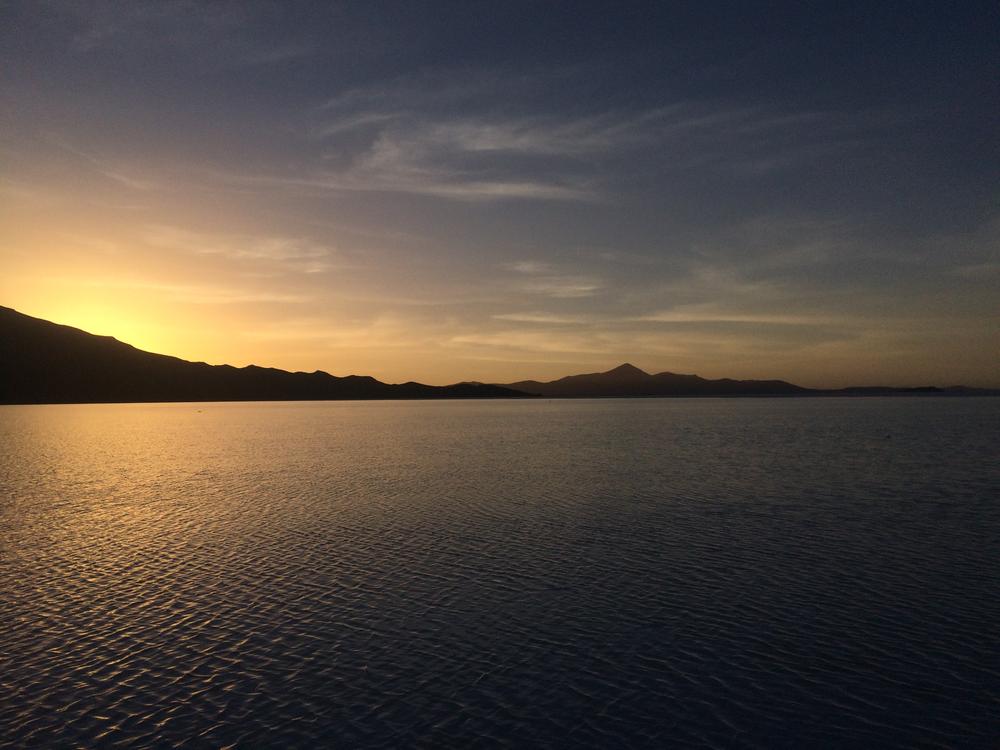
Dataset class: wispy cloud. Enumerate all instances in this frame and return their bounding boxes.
[37,62,871,206]
[505,260,552,274]
[501,259,604,298]
[143,225,334,274]
[258,73,863,204]
[60,276,309,305]
[223,151,594,202]
[520,277,604,298]
[48,136,159,191]
[448,330,615,356]
[492,312,589,325]
[633,305,839,327]
[240,314,454,354]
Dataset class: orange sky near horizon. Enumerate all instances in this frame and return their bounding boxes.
[3,164,998,389]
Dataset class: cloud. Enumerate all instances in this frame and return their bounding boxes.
[240,314,454,354]
[499,259,604,298]
[519,277,604,298]
[316,77,779,159]
[29,59,871,206]
[217,166,592,203]
[48,136,159,191]
[61,276,309,305]
[224,149,595,203]
[505,261,552,274]
[492,312,588,325]
[143,225,334,274]
[274,73,864,204]
[634,308,837,327]
[448,330,614,356]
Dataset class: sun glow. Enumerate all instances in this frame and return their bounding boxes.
[25,299,184,359]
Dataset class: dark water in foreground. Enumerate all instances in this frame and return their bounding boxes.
[1,398,997,748]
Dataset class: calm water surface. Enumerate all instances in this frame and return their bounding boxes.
[1,398,998,748]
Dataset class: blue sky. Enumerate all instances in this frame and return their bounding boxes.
[2,1,997,385]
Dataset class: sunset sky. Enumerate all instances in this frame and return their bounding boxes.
[2,2,997,387]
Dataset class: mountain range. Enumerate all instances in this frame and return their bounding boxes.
[0,306,524,404]
[1,305,994,404]
[502,363,997,397]
[504,363,810,397]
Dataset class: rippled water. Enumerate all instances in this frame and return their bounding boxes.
[1,398,997,748]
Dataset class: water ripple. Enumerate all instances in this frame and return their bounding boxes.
[0,398,997,748]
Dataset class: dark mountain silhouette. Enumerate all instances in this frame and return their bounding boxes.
[2,307,994,404]
[502,363,997,398]
[0,306,528,404]
[504,363,809,397]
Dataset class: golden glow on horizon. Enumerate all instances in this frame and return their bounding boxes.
[47,303,184,359]
[2,164,998,390]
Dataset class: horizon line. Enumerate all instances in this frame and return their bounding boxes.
[4,304,997,392]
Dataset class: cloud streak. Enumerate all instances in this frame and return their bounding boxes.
[59,276,309,305]
[213,74,867,204]
[143,225,335,274]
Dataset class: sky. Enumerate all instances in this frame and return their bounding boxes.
[1,1,997,387]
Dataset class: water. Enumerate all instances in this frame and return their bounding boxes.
[1,398,997,748]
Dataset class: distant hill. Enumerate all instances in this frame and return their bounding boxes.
[502,363,997,398]
[504,362,809,397]
[0,306,528,404]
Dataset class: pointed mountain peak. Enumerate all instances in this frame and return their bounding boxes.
[605,363,648,377]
